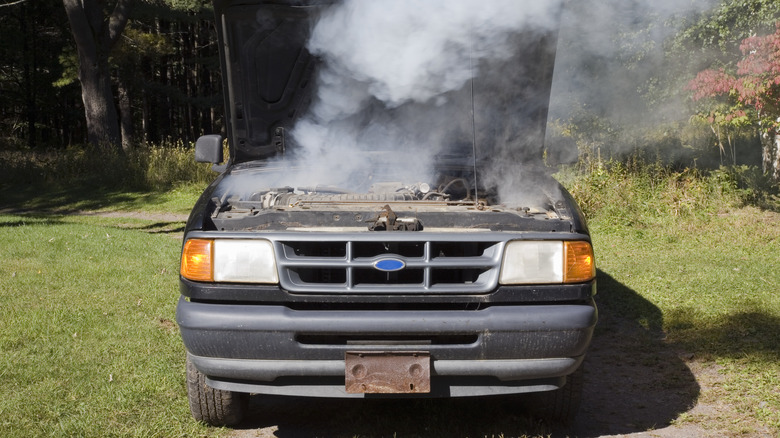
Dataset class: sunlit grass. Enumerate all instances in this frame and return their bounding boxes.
[0,151,778,435]
[577,175,780,435]
[0,214,219,437]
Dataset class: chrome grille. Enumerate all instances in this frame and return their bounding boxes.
[275,238,503,294]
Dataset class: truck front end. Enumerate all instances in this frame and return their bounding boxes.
[179,0,596,426]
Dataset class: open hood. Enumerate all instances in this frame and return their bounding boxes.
[213,0,322,162]
[212,0,560,168]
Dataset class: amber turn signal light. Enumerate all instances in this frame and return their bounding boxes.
[180,239,214,282]
[564,241,595,283]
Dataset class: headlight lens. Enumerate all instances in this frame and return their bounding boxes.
[180,238,279,284]
[563,240,596,283]
[500,241,564,284]
[180,239,213,282]
[499,240,595,284]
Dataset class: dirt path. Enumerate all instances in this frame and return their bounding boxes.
[0,208,189,237]
[0,208,189,223]
[75,210,189,223]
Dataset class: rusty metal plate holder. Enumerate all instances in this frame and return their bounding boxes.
[345,351,431,394]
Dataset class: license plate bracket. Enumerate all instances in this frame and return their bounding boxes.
[345,351,431,394]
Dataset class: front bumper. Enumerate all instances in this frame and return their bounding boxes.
[177,296,597,397]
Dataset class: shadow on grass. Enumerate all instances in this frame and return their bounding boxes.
[666,308,780,362]
[574,270,700,437]
[230,270,700,437]
[240,396,552,438]
[0,209,185,236]
[115,221,186,235]
[0,215,68,228]
[0,182,175,213]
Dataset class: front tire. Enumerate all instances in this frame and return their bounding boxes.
[186,355,248,427]
[537,364,584,426]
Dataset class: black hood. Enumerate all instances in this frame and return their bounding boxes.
[213,0,323,162]
[212,0,560,168]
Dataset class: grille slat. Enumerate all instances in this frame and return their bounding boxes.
[276,239,502,294]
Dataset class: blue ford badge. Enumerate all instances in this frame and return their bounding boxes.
[374,258,405,272]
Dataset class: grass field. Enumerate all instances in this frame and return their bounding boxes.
[0,212,213,437]
[567,163,780,434]
[591,208,780,434]
[0,158,779,436]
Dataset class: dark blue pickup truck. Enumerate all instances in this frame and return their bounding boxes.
[178,0,596,427]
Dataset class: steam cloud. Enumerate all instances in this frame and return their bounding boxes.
[548,0,716,158]
[285,0,564,197]
[306,0,560,107]
[274,0,716,205]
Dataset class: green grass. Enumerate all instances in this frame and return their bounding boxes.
[0,145,215,436]
[565,162,780,434]
[1,147,779,435]
[0,182,204,216]
[0,213,220,437]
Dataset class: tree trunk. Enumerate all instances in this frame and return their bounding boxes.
[62,0,133,151]
[77,48,121,149]
[20,1,38,148]
[141,89,150,145]
[118,77,134,152]
[761,130,772,175]
[774,129,780,182]
[760,128,780,182]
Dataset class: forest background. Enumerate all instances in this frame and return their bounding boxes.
[0,0,779,201]
[2,0,780,193]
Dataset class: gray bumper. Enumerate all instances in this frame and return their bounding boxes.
[177,297,596,395]
[190,353,584,397]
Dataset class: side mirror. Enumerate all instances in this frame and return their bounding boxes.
[195,135,224,164]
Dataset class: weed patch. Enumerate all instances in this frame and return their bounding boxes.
[0,142,217,192]
[556,161,779,227]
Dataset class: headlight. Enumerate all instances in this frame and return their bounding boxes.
[499,240,595,285]
[180,239,213,282]
[180,238,279,284]
[563,240,596,283]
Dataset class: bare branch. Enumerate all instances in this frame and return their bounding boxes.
[0,0,29,7]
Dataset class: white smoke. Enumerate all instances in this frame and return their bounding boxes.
[284,0,564,193]
[272,0,716,206]
[307,0,560,107]
[547,0,717,157]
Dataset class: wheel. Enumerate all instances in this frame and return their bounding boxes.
[186,355,248,427]
[536,364,584,426]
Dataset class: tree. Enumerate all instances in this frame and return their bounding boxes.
[62,0,133,151]
[0,0,78,148]
[118,0,221,146]
[687,23,780,180]
[672,0,779,58]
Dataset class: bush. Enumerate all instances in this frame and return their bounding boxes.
[556,159,778,227]
[0,141,216,191]
[709,165,780,208]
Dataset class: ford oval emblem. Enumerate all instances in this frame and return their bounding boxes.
[374,258,406,272]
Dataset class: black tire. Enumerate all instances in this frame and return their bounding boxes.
[534,365,584,427]
[186,355,248,427]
